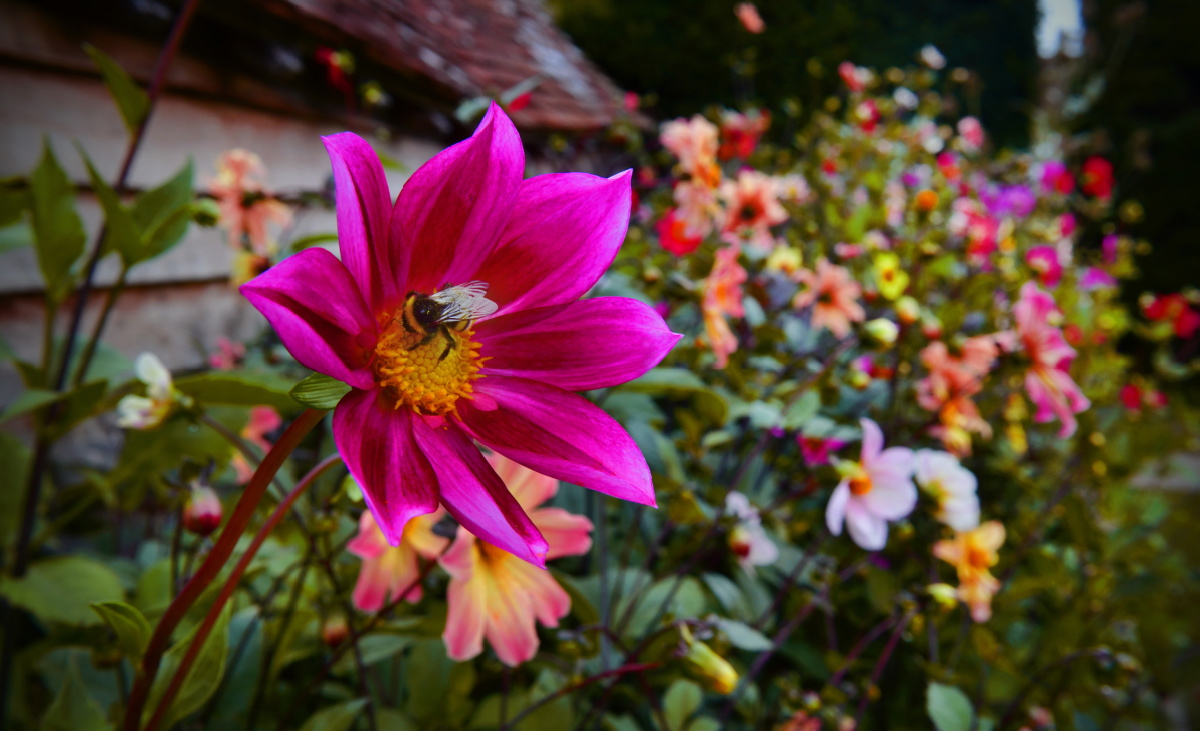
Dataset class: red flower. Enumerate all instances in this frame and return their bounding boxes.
[1080,156,1114,199]
[1144,294,1200,338]
[656,209,703,255]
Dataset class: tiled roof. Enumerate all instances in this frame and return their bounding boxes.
[253,0,627,131]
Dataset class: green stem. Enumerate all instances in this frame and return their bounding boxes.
[72,267,126,388]
[122,408,325,731]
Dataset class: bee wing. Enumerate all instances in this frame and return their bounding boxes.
[430,281,499,323]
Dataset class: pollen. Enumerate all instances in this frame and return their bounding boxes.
[848,470,873,496]
[372,312,483,416]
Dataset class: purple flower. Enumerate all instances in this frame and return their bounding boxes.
[1080,267,1117,291]
[1102,234,1119,264]
[241,103,679,566]
[982,184,1036,219]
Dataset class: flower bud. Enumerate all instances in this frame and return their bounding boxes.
[915,189,938,212]
[680,625,739,694]
[322,613,350,647]
[920,313,943,340]
[862,318,899,348]
[183,486,222,536]
[927,583,959,609]
[894,296,920,326]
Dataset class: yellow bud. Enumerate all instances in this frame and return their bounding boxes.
[681,626,739,695]
[863,318,900,348]
[927,583,959,610]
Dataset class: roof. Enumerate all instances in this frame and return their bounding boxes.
[251,0,629,131]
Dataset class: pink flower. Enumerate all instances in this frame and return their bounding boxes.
[854,99,881,133]
[231,406,282,484]
[838,62,871,92]
[1039,160,1074,195]
[718,109,771,160]
[208,336,245,370]
[720,170,787,248]
[1014,283,1090,438]
[798,435,845,467]
[673,179,720,240]
[725,492,778,571]
[661,115,721,186]
[440,454,593,666]
[826,418,917,550]
[1025,245,1063,287]
[792,259,865,338]
[1079,267,1117,291]
[734,3,765,33]
[349,508,449,611]
[957,116,984,150]
[702,245,747,368]
[241,104,676,565]
[210,149,292,255]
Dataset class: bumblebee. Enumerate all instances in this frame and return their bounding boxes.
[399,281,498,361]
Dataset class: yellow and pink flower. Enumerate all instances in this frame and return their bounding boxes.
[210,149,291,255]
[440,454,593,666]
[933,521,1006,622]
[349,508,449,611]
[701,244,747,368]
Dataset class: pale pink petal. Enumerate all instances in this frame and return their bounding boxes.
[825,481,851,535]
[351,556,393,612]
[346,512,387,559]
[443,569,487,661]
[470,170,633,315]
[322,132,399,313]
[487,453,559,510]
[240,248,376,389]
[481,575,541,666]
[531,507,594,560]
[456,376,656,507]
[871,447,915,481]
[332,390,440,545]
[859,418,885,463]
[393,102,524,294]
[438,527,479,581]
[474,298,680,391]
[412,419,549,567]
[505,558,572,627]
[845,500,889,550]
[861,474,917,521]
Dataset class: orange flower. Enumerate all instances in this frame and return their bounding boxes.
[720,170,787,249]
[792,259,864,338]
[915,189,939,212]
[702,245,747,368]
[933,521,1006,622]
[349,508,449,611]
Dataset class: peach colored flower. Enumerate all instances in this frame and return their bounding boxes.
[702,245,746,368]
[720,170,787,249]
[674,179,720,240]
[734,3,765,33]
[440,454,593,666]
[660,115,720,187]
[231,406,283,484]
[933,521,1005,622]
[349,508,449,611]
[792,259,864,338]
[210,149,291,255]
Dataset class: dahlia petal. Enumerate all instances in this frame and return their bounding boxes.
[456,376,656,507]
[384,544,424,606]
[861,475,917,521]
[976,521,1007,552]
[443,565,487,661]
[845,500,888,550]
[351,557,393,613]
[481,573,541,666]
[394,102,524,294]
[531,507,594,560]
[505,557,572,627]
[333,390,440,545]
[825,481,851,535]
[871,447,916,481]
[347,512,388,560]
[860,418,885,463]
[412,419,549,567]
[475,298,680,391]
[240,248,376,389]
[322,133,399,313]
[471,169,633,315]
[438,527,479,581]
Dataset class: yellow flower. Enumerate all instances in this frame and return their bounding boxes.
[932,521,1005,622]
[874,252,910,300]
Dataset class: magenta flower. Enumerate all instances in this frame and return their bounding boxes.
[1079,267,1117,291]
[1025,245,1063,287]
[242,104,678,566]
[825,418,916,550]
[1013,282,1090,438]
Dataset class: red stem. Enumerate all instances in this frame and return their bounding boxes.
[123,408,324,731]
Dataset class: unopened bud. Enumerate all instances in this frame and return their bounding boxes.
[863,318,899,348]
[680,625,738,694]
[322,613,350,647]
[183,485,222,536]
[894,296,920,326]
[927,583,959,609]
[920,314,943,340]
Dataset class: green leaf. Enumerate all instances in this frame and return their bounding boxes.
[376,709,418,731]
[716,618,773,651]
[175,370,299,413]
[702,573,749,619]
[30,140,86,302]
[927,682,975,731]
[663,679,702,731]
[49,379,109,439]
[550,569,600,625]
[0,388,61,422]
[290,232,339,251]
[298,699,368,731]
[90,601,151,658]
[0,433,30,544]
[0,188,26,227]
[80,147,141,263]
[145,602,232,729]
[0,556,124,625]
[133,158,193,258]
[621,368,728,425]
[83,44,149,134]
[290,372,351,410]
[404,639,455,723]
[782,390,821,430]
[42,655,112,731]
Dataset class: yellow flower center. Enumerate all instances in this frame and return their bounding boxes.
[372,309,483,415]
[966,542,992,570]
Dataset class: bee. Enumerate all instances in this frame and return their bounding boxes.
[399,281,498,361]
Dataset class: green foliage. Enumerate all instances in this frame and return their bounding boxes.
[144,602,232,729]
[41,656,112,731]
[29,140,85,303]
[175,370,299,413]
[0,556,124,625]
[927,681,975,731]
[90,601,152,659]
[290,371,352,410]
[298,698,368,731]
[83,43,149,134]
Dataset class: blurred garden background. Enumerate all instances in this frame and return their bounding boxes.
[0,0,1198,729]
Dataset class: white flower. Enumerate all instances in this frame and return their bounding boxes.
[920,45,946,70]
[725,492,779,570]
[893,87,919,110]
[914,449,980,532]
[826,418,917,550]
[116,352,176,429]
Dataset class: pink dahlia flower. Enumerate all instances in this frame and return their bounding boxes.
[1014,282,1090,438]
[1025,245,1063,287]
[826,418,917,550]
[792,258,865,339]
[440,453,593,666]
[242,103,678,566]
[348,508,449,611]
